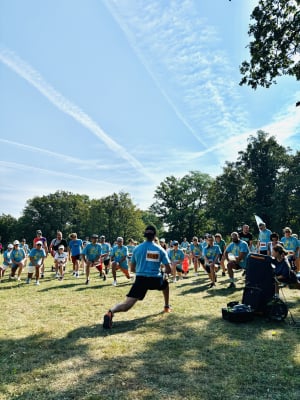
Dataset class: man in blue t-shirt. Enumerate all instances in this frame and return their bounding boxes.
[27,241,46,285]
[225,232,249,289]
[82,234,102,285]
[103,225,172,329]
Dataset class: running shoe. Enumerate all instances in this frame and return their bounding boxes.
[103,311,113,329]
[163,305,172,313]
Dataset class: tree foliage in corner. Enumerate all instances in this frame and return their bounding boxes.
[240,0,300,88]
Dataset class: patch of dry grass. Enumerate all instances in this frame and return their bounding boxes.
[0,257,299,399]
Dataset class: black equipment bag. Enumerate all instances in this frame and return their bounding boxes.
[264,297,288,321]
[222,301,254,323]
[242,253,275,312]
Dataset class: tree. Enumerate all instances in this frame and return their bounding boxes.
[207,131,291,234]
[0,214,18,246]
[100,192,145,243]
[273,150,300,229]
[236,130,289,228]
[150,171,213,240]
[207,162,250,234]
[19,191,90,241]
[240,0,300,89]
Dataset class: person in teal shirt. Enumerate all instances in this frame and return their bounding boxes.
[82,234,102,285]
[225,232,249,289]
[10,240,26,281]
[281,227,299,270]
[203,235,221,288]
[110,237,130,286]
[27,241,46,285]
[0,243,13,282]
[168,241,184,282]
[103,225,172,329]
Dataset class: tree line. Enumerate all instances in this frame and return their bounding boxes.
[0,131,299,246]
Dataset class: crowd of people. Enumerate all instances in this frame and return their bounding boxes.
[1,224,299,328]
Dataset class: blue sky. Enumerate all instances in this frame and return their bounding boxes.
[1,0,299,218]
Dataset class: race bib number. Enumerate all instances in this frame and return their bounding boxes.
[260,242,266,248]
[146,251,160,262]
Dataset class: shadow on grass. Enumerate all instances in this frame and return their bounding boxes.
[1,308,299,400]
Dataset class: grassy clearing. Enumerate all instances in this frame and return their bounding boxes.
[0,257,299,400]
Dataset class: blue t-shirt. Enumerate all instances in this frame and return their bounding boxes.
[190,243,202,256]
[280,236,299,253]
[69,239,83,256]
[3,249,12,266]
[131,241,170,278]
[100,242,111,260]
[180,241,189,250]
[11,248,26,264]
[82,243,102,262]
[110,245,128,268]
[273,258,291,280]
[226,240,249,268]
[127,244,136,261]
[29,248,46,266]
[168,248,184,265]
[258,229,272,251]
[203,244,221,261]
[20,243,30,255]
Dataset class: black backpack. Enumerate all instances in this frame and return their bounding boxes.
[222,301,254,323]
[264,298,288,321]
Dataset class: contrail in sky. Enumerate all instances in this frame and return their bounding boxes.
[0,46,154,181]
[0,138,122,170]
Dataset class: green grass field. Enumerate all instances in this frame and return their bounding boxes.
[0,257,299,400]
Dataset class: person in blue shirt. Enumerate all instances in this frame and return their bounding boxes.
[190,237,202,276]
[272,244,300,294]
[180,238,189,251]
[257,223,272,255]
[99,235,111,275]
[225,232,249,289]
[127,238,136,262]
[168,240,184,282]
[27,241,46,285]
[10,240,26,281]
[280,227,299,270]
[110,237,130,286]
[20,238,30,269]
[0,243,13,282]
[203,234,221,288]
[103,225,172,329]
[68,233,83,278]
[82,234,103,285]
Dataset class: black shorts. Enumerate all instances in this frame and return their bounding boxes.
[205,263,211,273]
[127,276,168,300]
[103,259,110,266]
